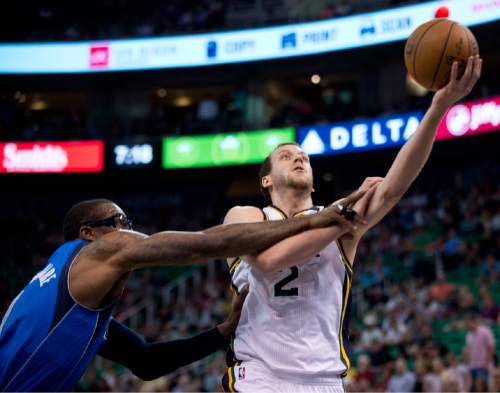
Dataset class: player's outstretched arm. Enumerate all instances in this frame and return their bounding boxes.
[70,203,362,308]
[353,55,482,236]
[96,198,363,271]
[98,287,248,380]
[224,188,374,274]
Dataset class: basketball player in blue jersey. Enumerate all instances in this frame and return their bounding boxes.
[0,193,367,392]
[223,56,481,392]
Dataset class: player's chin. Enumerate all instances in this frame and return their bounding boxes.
[288,176,312,190]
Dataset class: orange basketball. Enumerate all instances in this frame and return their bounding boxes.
[404,19,479,91]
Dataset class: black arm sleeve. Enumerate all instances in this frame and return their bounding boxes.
[98,319,229,381]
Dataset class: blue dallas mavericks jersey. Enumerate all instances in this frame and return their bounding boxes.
[0,240,115,392]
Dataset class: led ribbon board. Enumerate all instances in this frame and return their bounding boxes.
[436,95,500,140]
[0,140,104,173]
[298,95,500,156]
[298,112,424,156]
[112,143,154,167]
[0,0,498,73]
[162,128,295,168]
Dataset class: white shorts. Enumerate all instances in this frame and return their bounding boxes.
[221,361,345,393]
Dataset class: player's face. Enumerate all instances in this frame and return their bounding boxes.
[82,203,133,240]
[268,145,313,193]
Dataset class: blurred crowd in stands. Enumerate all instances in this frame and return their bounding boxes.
[0,78,494,142]
[346,173,500,391]
[1,1,419,42]
[1,160,499,392]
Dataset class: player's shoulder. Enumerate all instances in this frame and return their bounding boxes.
[224,205,264,224]
[80,230,148,259]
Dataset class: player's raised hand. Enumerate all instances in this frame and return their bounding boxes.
[217,285,249,340]
[433,55,482,110]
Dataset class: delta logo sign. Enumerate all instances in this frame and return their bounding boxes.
[298,112,423,156]
[298,96,500,156]
[0,141,104,173]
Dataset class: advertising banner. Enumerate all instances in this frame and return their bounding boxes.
[298,96,500,156]
[298,112,424,156]
[0,0,497,73]
[0,141,104,173]
[162,128,295,168]
[436,95,500,140]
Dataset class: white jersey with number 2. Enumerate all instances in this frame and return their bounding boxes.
[228,205,353,384]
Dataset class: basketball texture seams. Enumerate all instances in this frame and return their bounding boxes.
[405,19,445,85]
[404,19,479,91]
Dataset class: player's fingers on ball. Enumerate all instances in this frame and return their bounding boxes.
[460,56,474,86]
[466,56,478,87]
[465,76,477,94]
[469,58,483,88]
[472,56,482,82]
[450,61,459,83]
[464,57,480,93]
[466,55,475,75]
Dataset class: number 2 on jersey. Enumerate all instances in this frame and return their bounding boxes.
[274,267,299,297]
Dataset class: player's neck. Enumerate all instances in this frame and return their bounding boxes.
[270,189,313,218]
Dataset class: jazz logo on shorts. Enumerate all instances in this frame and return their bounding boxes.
[237,367,246,380]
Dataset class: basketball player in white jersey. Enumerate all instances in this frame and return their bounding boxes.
[222,56,481,392]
